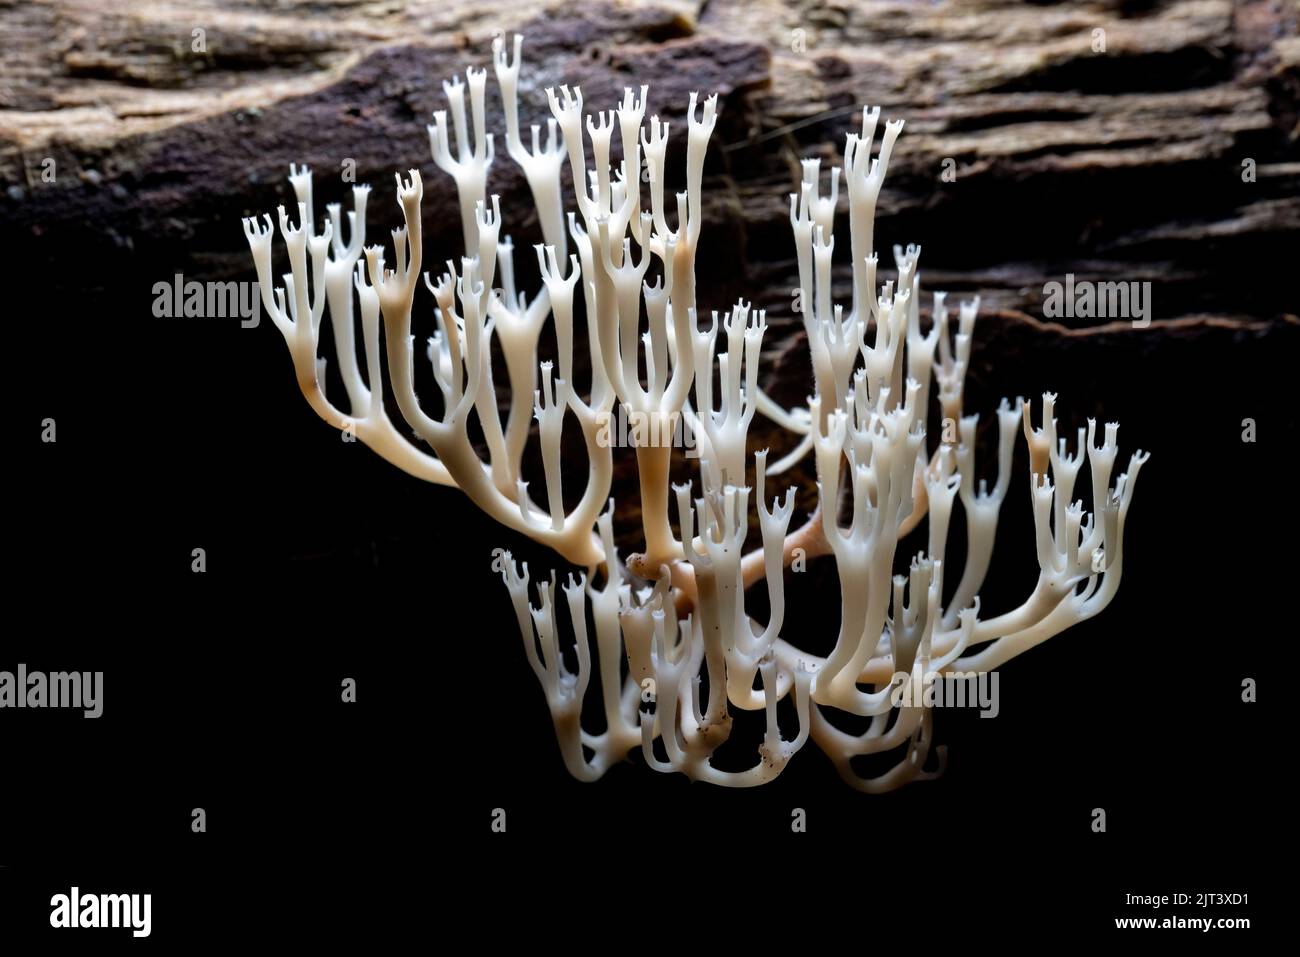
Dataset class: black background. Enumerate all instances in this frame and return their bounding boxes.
[4,111,1290,946]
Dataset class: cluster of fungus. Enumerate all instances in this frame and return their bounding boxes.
[243,36,1147,791]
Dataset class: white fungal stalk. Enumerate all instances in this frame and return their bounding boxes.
[243,36,1149,792]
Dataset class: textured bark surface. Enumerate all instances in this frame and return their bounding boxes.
[3,0,1297,542]
[4,0,1295,304]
